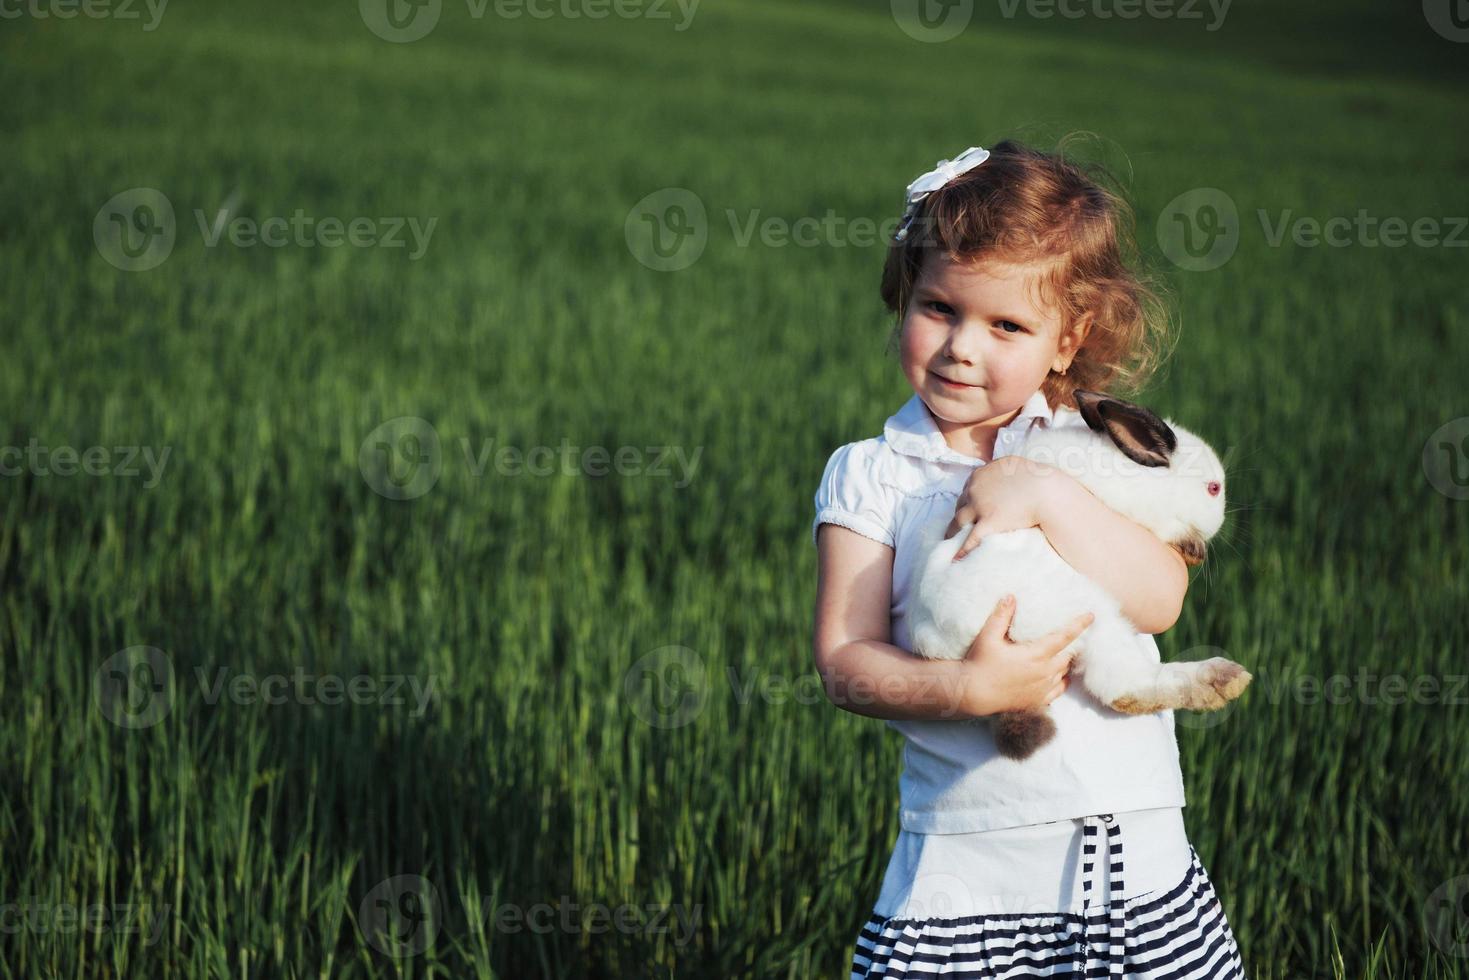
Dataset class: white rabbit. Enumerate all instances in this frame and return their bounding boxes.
[907,390,1251,760]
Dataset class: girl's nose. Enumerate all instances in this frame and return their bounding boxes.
[944,322,982,363]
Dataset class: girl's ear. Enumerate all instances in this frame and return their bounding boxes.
[1052,314,1091,373]
[1073,390,1178,467]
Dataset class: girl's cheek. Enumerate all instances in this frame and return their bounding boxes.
[906,316,944,355]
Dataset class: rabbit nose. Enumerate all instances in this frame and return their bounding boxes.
[1207,481,1221,496]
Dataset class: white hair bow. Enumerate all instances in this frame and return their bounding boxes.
[894,146,991,243]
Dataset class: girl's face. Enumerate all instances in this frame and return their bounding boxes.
[899,252,1086,453]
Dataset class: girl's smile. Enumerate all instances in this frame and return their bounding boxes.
[931,371,981,390]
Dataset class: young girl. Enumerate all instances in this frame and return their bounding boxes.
[812,140,1246,978]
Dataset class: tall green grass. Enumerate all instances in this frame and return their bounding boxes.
[1,0,1466,975]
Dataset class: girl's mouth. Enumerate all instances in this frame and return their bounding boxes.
[931,371,978,390]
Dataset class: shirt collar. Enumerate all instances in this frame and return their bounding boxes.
[883,389,1054,464]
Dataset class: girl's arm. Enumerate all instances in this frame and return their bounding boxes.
[813,523,1090,720]
[946,457,1189,635]
[1033,471,1189,634]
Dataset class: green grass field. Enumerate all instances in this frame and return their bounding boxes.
[2,0,1468,975]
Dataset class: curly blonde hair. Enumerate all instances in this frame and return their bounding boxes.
[880,136,1175,409]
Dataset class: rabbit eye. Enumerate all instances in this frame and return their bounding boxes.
[1206,481,1221,496]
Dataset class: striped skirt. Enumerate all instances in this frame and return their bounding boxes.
[850,814,1245,978]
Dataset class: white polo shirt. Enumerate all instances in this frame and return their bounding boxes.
[812,391,1187,834]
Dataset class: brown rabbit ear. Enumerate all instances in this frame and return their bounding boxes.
[1072,390,1177,468]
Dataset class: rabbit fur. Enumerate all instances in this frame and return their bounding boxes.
[907,390,1252,760]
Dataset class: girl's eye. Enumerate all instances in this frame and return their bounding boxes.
[926,300,955,316]
[996,320,1025,334]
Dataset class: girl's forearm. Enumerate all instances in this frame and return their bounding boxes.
[1036,472,1189,634]
[818,639,994,720]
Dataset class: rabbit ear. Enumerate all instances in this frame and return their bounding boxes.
[1072,390,1177,468]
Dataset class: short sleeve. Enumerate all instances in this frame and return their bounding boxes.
[811,441,896,548]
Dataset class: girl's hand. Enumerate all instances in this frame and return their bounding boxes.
[959,595,1092,716]
[944,456,1058,561]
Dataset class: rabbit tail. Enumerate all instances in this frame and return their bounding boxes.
[992,709,1056,760]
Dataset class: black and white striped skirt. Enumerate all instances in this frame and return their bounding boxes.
[850,814,1245,978]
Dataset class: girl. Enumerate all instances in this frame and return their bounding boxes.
[812,140,1246,978]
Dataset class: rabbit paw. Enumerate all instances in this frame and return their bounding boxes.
[1108,658,1252,714]
[1200,658,1252,705]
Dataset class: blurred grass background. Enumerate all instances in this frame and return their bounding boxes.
[2,0,1467,975]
